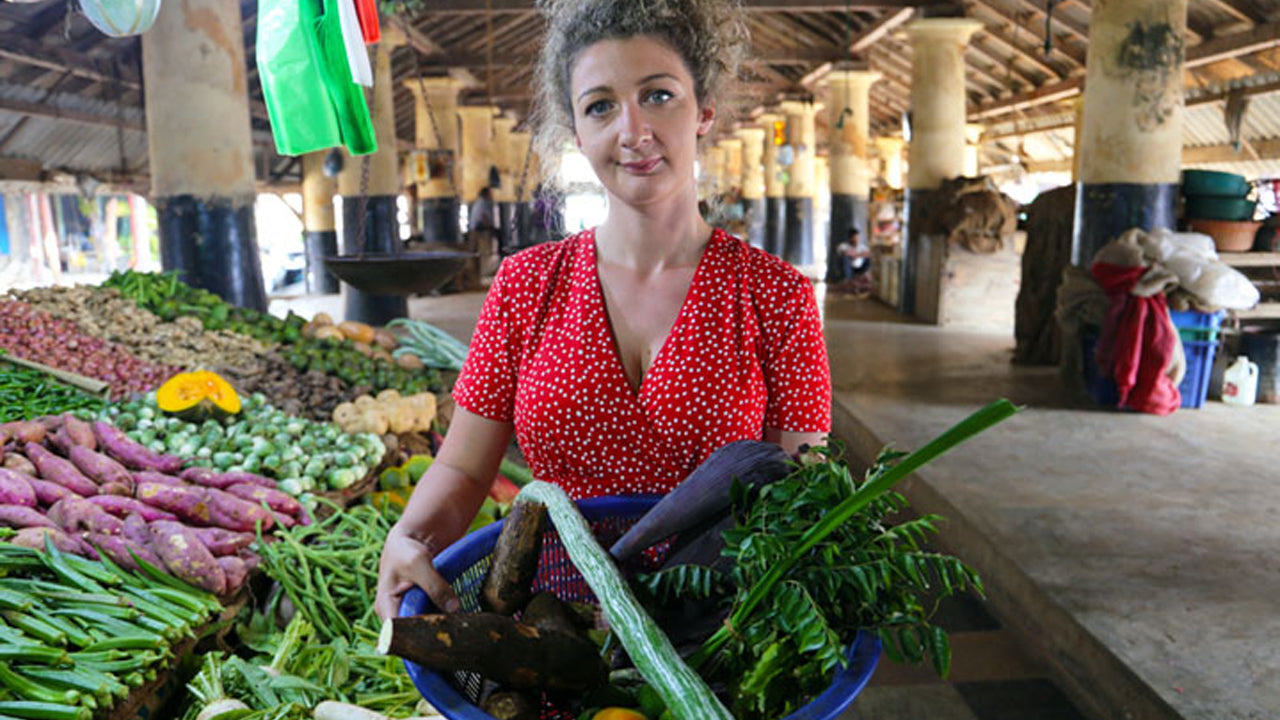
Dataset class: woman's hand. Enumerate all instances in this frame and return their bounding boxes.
[376,525,460,620]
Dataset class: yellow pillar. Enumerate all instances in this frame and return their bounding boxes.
[404,77,462,243]
[905,18,984,190]
[1071,96,1085,183]
[457,106,495,204]
[719,138,743,194]
[491,115,517,203]
[779,99,818,266]
[508,131,538,201]
[758,113,786,256]
[875,137,906,191]
[964,123,984,178]
[704,144,727,198]
[301,152,338,294]
[735,127,767,248]
[826,69,880,281]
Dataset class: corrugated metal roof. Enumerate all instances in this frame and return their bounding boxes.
[0,81,147,176]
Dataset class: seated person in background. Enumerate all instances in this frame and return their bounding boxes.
[834,227,872,295]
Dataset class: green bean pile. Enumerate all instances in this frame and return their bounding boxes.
[0,360,105,424]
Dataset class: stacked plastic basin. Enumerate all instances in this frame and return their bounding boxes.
[1082,309,1224,409]
[1182,170,1260,252]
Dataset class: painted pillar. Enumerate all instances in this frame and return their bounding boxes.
[457,106,495,205]
[875,136,906,190]
[735,127,766,248]
[1072,0,1186,265]
[404,77,462,243]
[507,130,540,247]
[826,70,881,282]
[338,39,406,324]
[142,0,265,310]
[302,152,339,294]
[780,100,817,267]
[963,123,984,177]
[902,18,983,315]
[1071,97,1085,183]
[491,115,517,254]
[704,144,727,201]
[814,155,830,278]
[759,113,786,256]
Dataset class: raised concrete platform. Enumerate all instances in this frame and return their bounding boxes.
[824,296,1280,720]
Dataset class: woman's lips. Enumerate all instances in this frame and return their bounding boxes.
[622,157,662,174]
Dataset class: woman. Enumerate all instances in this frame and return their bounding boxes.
[375,0,831,620]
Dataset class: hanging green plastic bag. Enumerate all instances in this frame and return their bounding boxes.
[256,0,342,155]
[314,0,377,155]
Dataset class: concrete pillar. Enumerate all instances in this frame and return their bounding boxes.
[302,152,339,294]
[457,106,495,204]
[507,130,540,248]
[875,137,906,190]
[404,77,462,244]
[902,18,983,316]
[491,115,517,253]
[759,113,786,256]
[1071,97,1085,183]
[338,39,406,325]
[142,0,265,310]
[704,144,727,200]
[826,69,880,282]
[814,155,830,278]
[735,127,766,248]
[1072,0,1186,265]
[720,138,743,193]
[964,123,984,178]
[780,100,818,267]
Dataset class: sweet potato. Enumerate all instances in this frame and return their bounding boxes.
[2,454,37,476]
[46,427,77,456]
[217,556,248,592]
[136,481,212,525]
[93,421,184,473]
[36,415,64,431]
[27,477,82,506]
[122,513,151,548]
[133,471,185,487]
[99,482,132,496]
[192,527,254,556]
[224,483,301,516]
[11,526,97,559]
[85,531,162,572]
[202,488,275,533]
[0,504,56,529]
[61,415,96,450]
[0,468,36,507]
[148,520,227,595]
[179,467,237,490]
[0,421,46,445]
[47,497,123,536]
[218,471,277,490]
[87,495,177,522]
[23,442,99,496]
[68,446,133,489]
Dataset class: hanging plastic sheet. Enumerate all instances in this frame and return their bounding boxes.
[354,0,381,43]
[337,0,372,87]
[80,0,162,37]
[316,0,377,153]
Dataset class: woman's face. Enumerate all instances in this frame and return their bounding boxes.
[569,36,715,210]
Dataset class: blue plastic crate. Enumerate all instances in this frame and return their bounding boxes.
[1081,332,1218,409]
[1169,309,1224,331]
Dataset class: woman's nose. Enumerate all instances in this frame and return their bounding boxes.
[618,102,652,147]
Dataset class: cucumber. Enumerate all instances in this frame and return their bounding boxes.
[516,482,732,720]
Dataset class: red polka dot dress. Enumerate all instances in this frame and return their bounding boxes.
[452,227,831,500]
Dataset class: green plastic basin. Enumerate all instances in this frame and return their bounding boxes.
[1181,169,1251,198]
[1184,195,1257,221]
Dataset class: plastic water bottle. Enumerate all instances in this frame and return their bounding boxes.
[1222,356,1259,406]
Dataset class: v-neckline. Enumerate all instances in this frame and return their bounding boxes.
[589,228,718,399]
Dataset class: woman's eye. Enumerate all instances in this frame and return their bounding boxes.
[646,89,674,105]
[584,100,613,117]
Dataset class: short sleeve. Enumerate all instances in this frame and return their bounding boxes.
[451,261,523,422]
[760,274,831,433]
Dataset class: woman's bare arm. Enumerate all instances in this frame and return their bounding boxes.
[765,427,827,457]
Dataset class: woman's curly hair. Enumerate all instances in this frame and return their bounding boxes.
[531,0,749,187]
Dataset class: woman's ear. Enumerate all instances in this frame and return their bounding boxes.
[696,105,716,136]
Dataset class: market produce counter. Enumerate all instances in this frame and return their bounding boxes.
[823,314,1280,720]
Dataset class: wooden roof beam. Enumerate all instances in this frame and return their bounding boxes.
[800,7,915,87]
[966,0,1086,69]
[415,0,952,12]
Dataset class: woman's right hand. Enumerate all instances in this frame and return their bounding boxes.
[375,525,461,621]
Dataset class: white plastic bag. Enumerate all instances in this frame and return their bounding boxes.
[1185,262,1260,310]
[336,0,372,87]
[79,0,162,37]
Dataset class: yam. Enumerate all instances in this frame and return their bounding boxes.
[0,469,36,507]
[85,531,161,572]
[47,497,123,535]
[217,471,277,490]
[86,495,176,522]
[11,526,96,559]
[224,483,301,515]
[520,592,584,638]
[2,454,37,476]
[179,467,237,490]
[202,488,275,533]
[68,446,134,489]
[133,471,185,487]
[93,421,184,473]
[122,513,151,548]
[192,527,254,556]
[378,613,608,692]
[23,442,99,496]
[0,421,46,445]
[481,500,547,615]
[216,556,248,592]
[0,504,57,529]
[26,477,82,506]
[98,482,132,497]
[61,415,96,450]
[136,481,213,525]
[148,520,227,595]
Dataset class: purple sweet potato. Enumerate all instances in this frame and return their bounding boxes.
[99,482,132,496]
[84,531,162,572]
[0,468,36,507]
[0,504,56,529]
[179,467,237,490]
[224,483,301,516]
[0,421,46,445]
[61,415,96,450]
[217,471,277,490]
[136,481,212,525]
[148,520,227,595]
[239,549,261,571]
[133,471,185,487]
[192,527,255,556]
[36,415,64,431]
[47,497,123,536]
[11,526,97,559]
[122,513,151,548]
[23,442,99,496]
[87,495,177,522]
[93,421,183,473]
[68,446,133,489]
[46,427,76,456]
[27,477,82,506]
[202,488,275,533]
[217,556,248,592]
[2,454,37,476]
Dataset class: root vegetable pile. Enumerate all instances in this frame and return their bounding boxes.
[0,302,177,400]
[223,355,358,423]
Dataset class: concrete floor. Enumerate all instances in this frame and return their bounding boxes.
[271,285,1280,720]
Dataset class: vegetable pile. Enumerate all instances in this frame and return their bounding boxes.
[0,539,221,720]
[0,362,106,425]
[385,320,468,372]
[332,390,437,436]
[224,356,358,423]
[0,302,177,400]
[99,393,387,497]
[0,414,304,595]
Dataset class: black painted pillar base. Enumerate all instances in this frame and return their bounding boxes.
[764,197,787,257]
[1072,182,1178,266]
[783,197,814,267]
[744,197,766,249]
[341,195,406,325]
[157,194,267,311]
[498,202,516,255]
[304,230,339,294]
[826,193,868,282]
[902,188,943,316]
[418,196,461,245]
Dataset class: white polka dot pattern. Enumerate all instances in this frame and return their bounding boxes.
[452,228,831,499]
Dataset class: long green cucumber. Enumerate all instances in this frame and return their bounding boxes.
[515,482,732,720]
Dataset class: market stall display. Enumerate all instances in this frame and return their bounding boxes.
[0,361,107,425]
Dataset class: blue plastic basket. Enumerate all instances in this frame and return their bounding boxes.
[1082,329,1219,409]
[398,495,881,720]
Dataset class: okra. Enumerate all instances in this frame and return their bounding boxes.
[0,701,92,720]
[57,554,119,587]
[80,634,165,652]
[18,668,123,702]
[50,602,136,621]
[52,610,163,644]
[120,588,195,628]
[0,588,34,612]
[0,646,71,666]
[1,613,64,647]
[36,543,104,595]
[0,664,78,705]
